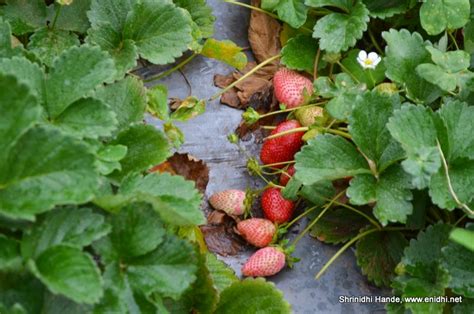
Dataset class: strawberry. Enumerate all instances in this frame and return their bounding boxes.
[209,189,246,216]
[279,165,295,186]
[237,218,276,248]
[294,106,326,127]
[273,68,313,108]
[242,247,286,277]
[261,187,295,223]
[260,120,304,167]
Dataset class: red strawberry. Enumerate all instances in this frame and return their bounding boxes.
[260,120,304,167]
[273,68,313,108]
[242,247,286,277]
[209,189,246,216]
[261,188,295,223]
[279,165,296,186]
[237,218,276,248]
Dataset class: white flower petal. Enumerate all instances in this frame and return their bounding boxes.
[367,52,379,61]
[358,50,368,60]
[373,56,382,66]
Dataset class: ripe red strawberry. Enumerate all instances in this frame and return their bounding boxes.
[261,188,295,223]
[260,120,304,167]
[279,165,296,186]
[237,218,276,248]
[209,189,246,216]
[242,247,286,277]
[273,68,313,108]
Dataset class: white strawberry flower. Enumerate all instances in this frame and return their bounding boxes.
[357,50,381,70]
[56,0,73,5]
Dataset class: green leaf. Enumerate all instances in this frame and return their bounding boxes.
[312,1,369,53]
[281,177,303,201]
[27,28,80,67]
[117,172,204,226]
[174,0,215,38]
[205,253,238,293]
[2,0,47,35]
[453,298,474,314]
[387,104,440,189]
[28,245,103,305]
[299,181,336,206]
[167,250,218,314]
[420,0,470,36]
[281,34,318,73]
[349,90,403,172]
[123,0,193,65]
[340,49,386,88]
[395,275,449,313]
[0,235,21,271]
[437,100,474,161]
[429,159,474,209]
[347,165,413,225]
[262,0,308,29]
[382,29,442,103]
[0,273,45,314]
[441,225,474,297]
[416,47,472,92]
[450,226,474,251]
[170,97,206,121]
[362,0,413,19]
[164,122,185,149]
[54,98,118,139]
[200,39,247,70]
[86,0,138,77]
[309,207,369,244]
[47,0,91,33]
[126,234,198,299]
[147,84,169,121]
[41,292,92,314]
[295,134,370,185]
[215,278,291,314]
[21,207,110,260]
[0,57,45,100]
[314,73,365,120]
[305,0,353,11]
[111,124,170,178]
[0,18,24,58]
[94,77,147,133]
[0,126,99,221]
[109,203,166,258]
[401,224,452,280]
[356,231,408,287]
[0,73,42,169]
[45,45,116,118]
[96,144,128,175]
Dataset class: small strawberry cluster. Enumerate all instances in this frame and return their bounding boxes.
[208,68,321,278]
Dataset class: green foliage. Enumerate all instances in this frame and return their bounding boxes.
[419,0,470,35]
[0,12,289,312]
[215,278,292,314]
[262,0,308,29]
[281,34,318,73]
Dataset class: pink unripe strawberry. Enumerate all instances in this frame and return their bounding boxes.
[209,189,246,216]
[273,68,313,108]
[242,247,286,277]
[237,218,276,248]
[279,165,296,186]
[261,187,295,224]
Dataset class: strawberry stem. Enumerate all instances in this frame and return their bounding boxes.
[144,53,197,83]
[437,139,474,215]
[323,128,351,139]
[284,205,318,229]
[336,61,360,84]
[315,227,410,280]
[264,127,309,140]
[210,54,281,101]
[291,190,346,246]
[223,1,279,19]
[313,48,321,80]
[260,160,295,168]
[327,199,382,230]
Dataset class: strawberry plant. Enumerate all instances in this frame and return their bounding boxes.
[0,1,292,313]
[223,0,474,312]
